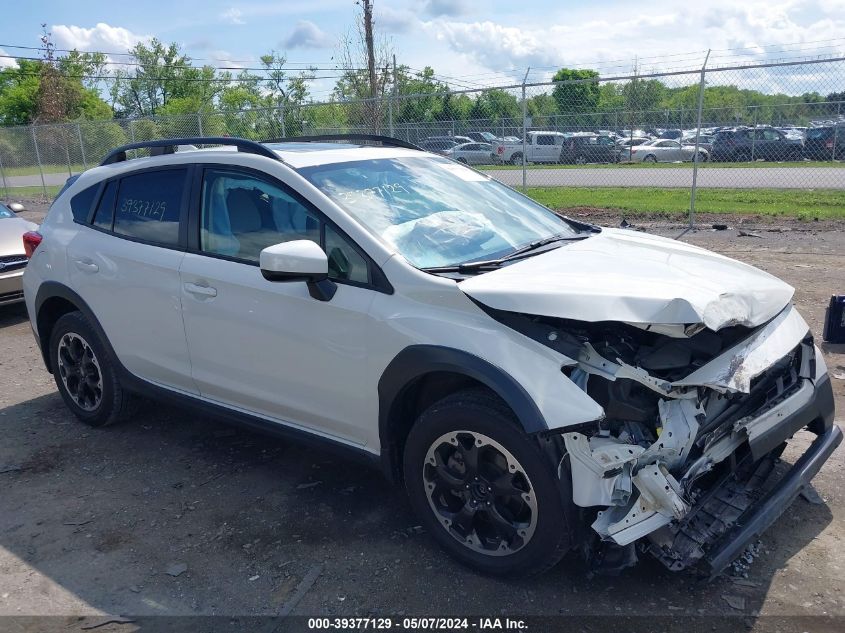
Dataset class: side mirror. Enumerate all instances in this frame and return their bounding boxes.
[259,240,336,301]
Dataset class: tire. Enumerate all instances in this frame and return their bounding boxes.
[643,154,657,163]
[697,151,708,163]
[457,157,468,164]
[509,152,523,166]
[736,151,751,162]
[403,389,572,577]
[49,311,132,427]
[574,154,587,165]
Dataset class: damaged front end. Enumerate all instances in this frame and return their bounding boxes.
[489,303,840,575]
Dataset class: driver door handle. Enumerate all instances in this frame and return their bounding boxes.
[184,282,217,298]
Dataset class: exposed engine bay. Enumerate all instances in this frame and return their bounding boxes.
[483,302,831,574]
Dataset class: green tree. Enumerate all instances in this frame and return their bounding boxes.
[0,60,41,125]
[551,68,600,118]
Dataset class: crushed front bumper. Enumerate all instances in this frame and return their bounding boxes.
[703,420,841,577]
[645,375,839,575]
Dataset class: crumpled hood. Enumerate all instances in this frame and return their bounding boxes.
[459,228,794,331]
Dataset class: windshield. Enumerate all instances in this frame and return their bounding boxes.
[0,204,14,219]
[297,156,583,268]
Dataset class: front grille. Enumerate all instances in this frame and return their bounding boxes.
[0,254,27,273]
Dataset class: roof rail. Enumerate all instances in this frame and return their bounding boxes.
[262,134,422,151]
[99,137,280,166]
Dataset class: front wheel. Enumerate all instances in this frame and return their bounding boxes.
[643,154,658,163]
[403,389,572,577]
[49,311,132,427]
[509,152,523,165]
[574,154,587,165]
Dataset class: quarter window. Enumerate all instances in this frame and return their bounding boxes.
[93,180,118,230]
[326,225,368,283]
[112,169,186,246]
[70,186,98,223]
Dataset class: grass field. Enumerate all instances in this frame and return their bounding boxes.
[3,164,86,177]
[481,160,844,171]
[3,184,843,220]
[525,187,845,219]
[2,185,62,199]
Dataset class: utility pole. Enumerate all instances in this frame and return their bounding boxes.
[363,0,377,100]
[389,53,397,137]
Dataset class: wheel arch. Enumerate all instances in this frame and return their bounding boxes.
[34,282,115,374]
[377,345,547,483]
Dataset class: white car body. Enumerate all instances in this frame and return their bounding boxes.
[23,138,839,577]
[493,131,566,164]
[620,139,709,163]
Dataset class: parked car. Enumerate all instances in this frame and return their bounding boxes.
[0,202,38,306]
[465,132,498,143]
[710,127,803,162]
[23,135,839,579]
[493,131,566,164]
[658,128,683,140]
[444,142,494,165]
[802,125,844,161]
[558,134,617,164]
[619,139,709,163]
[614,137,651,161]
[419,138,459,155]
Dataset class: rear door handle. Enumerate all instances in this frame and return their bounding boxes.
[183,282,217,298]
[74,259,99,273]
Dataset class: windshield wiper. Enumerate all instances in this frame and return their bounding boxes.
[423,233,589,274]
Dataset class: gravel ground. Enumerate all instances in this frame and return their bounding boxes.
[0,201,843,632]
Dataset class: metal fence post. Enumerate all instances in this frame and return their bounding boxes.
[0,151,8,199]
[77,122,87,170]
[832,101,841,161]
[689,49,711,230]
[280,102,286,138]
[197,112,204,137]
[31,125,48,198]
[521,67,530,192]
[63,126,73,177]
[751,108,758,160]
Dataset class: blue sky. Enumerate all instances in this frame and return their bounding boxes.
[2,0,844,97]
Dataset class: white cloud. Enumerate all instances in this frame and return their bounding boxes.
[423,0,474,17]
[418,0,845,94]
[221,7,246,25]
[51,22,150,54]
[0,48,17,69]
[282,20,334,49]
[377,6,416,34]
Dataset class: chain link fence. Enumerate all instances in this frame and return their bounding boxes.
[1,56,842,224]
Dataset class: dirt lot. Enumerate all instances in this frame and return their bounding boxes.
[1,201,843,632]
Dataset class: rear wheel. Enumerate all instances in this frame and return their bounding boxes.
[404,389,571,577]
[49,311,131,427]
[643,154,657,163]
[574,154,587,165]
[509,152,523,165]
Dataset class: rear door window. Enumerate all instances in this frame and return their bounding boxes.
[113,169,187,246]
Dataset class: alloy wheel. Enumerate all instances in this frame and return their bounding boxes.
[57,332,103,411]
[422,430,538,556]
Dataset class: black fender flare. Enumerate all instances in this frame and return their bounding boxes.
[377,345,548,479]
[34,281,117,373]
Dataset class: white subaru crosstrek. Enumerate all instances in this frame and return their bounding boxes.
[23,136,839,578]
